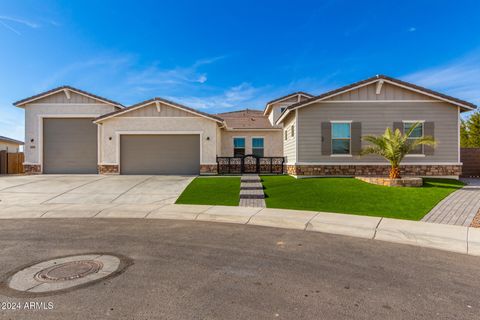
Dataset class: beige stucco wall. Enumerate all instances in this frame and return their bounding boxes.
[98,117,220,165]
[23,91,117,165]
[0,142,22,152]
[219,130,283,157]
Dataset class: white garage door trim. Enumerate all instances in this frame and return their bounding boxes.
[115,131,204,173]
[37,114,101,173]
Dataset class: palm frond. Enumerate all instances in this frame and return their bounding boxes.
[361,124,437,171]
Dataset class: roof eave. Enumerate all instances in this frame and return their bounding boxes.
[94,97,224,124]
[276,75,477,124]
[13,86,124,109]
[263,92,314,115]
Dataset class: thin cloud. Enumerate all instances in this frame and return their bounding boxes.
[36,55,134,91]
[408,27,416,32]
[171,82,266,111]
[403,52,480,106]
[0,15,40,35]
[0,20,20,35]
[126,56,225,87]
[0,15,39,28]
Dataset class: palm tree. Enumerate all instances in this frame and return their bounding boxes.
[361,122,436,179]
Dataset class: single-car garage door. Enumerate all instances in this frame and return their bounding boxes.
[43,118,98,174]
[120,134,200,175]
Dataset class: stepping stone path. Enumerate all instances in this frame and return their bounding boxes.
[239,174,266,208]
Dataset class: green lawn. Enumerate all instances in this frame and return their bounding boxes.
[176,177,240,206]
[261,176,464,220]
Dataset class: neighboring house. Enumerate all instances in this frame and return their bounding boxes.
[275,75,476,178]
[13,75,477,177]
[0,136,24,153]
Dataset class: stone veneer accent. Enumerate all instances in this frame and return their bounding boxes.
[355,176,423,187]
[24,164,42,174]
[285,164,462,177]
[98,164,119,174]
[200,164,218,175]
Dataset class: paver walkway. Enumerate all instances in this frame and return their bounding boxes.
[239,174,266,208]
[422,178,480,226]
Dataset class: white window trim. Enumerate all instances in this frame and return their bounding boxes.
[251,136,265,157]
[330,121,352,156]
[403,120,425,155]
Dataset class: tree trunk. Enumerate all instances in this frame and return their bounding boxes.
[389,166,401,179]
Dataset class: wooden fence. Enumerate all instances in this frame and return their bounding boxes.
[0,151,24,174]
[461,148,480,177]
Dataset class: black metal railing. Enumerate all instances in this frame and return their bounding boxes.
[217,155,284,174]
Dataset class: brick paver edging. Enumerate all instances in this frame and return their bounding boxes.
[422,178,480,226]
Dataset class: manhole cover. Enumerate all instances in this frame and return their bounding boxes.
[1,253,132,296]
[34,260,104,282]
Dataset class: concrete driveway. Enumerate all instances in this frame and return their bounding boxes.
[0,175,194,206]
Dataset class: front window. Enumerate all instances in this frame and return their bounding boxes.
[291,125,295,137]
[252,138,264,157]
[331,122,351,155]
[233,137,245,157]
[404,122,423,154]
[284,130,288,141]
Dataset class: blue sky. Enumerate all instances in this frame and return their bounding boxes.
[1,0,479,140]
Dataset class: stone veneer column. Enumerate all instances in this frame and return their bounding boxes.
[200,164,218,175]
[98,164,120,174]
[24,164,42,174]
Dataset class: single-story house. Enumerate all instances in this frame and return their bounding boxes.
[14,75,476,178]
[275,75,476,178]
[0,136,24,153]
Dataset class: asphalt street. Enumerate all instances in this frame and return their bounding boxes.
[0,218,479,319]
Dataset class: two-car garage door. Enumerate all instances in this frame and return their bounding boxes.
[120,135,200,175]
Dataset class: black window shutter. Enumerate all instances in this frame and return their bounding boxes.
[393,122,403,134]
[424,122,435,155]
[351,122,362,155]
[321,122,331,155]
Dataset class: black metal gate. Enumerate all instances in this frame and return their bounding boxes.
[216,155,284,174]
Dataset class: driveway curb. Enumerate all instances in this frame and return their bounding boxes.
[0,203,478,256]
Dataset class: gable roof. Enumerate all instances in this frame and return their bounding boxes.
[263,91,313,115]
[276,74,477,125]
[14,85,124,108]
[0,136,23,145]
[216,109,281,130]
[94,97,224,123]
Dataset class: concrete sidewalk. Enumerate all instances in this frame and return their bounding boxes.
[0,203,479,257]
